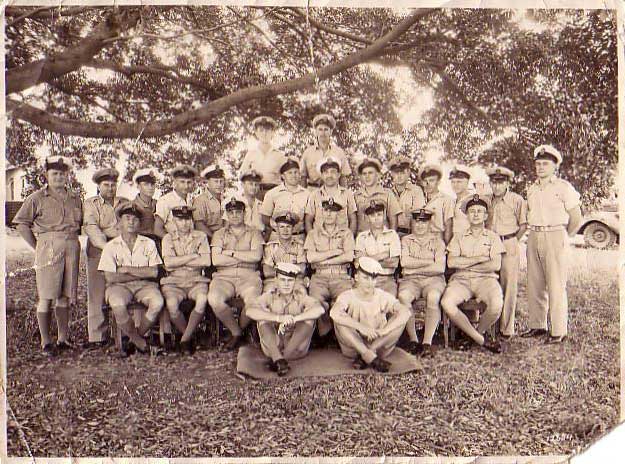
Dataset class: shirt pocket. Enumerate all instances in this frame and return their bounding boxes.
[476,240,492,257]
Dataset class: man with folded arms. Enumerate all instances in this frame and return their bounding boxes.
[247,263,325,376]
[331,257,411,372]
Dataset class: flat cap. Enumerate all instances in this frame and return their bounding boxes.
[224,198,246,211]
[171,205,194,219]
[133,168,157,184]
[312,113,336,129]
[252,116,278,130]
[411,208,434,221]
[464,194,488,213]
[275,262,301,278]
[92,168,119,184]
[357,256,383,278]
[418,164,443,180]
[200,164,225,179]
[280,158,300,174]
[449,165,471,180]
[275,212,299,226]
[486,166,515,181]
[45,156,72,172]
[533,144,562,164]
[388,156,412,171]
[171,164,198,179]
[364,201,385,216]
[321,197,343,211]
[240,169,262,182]
[116,202,142,219]
[316,156,341,174]
[357,157,382,174]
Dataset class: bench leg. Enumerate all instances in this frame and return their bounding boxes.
[442,313,449,348]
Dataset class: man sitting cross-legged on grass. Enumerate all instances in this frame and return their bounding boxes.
[397,208,447,357]
[98,204,164,354]
[247,262,325,377]
[160,206,212,355]
[330,257,411,372]
[440,195,505,354]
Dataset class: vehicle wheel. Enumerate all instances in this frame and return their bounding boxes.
[583,222,617,249]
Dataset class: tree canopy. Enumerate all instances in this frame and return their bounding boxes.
[5,6,617,207]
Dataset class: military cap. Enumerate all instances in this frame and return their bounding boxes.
[240,169,262,182]
[418,164,443,180]
[464,194,489,213]
[316,155,341,174]
[364,201,385,216]
[275,212,298,226]
[224,198,246,211]
[533,144,562,165]
[171,205,194,220]
[321,197,343,211]
[411,208,434,221]
[486,166,515,181]
[388,156,412,171]
[200,164,225,179]
[133,168,157,184]
[116,202,142,219]
[357,157,382,174]
[92,168,119,184]
[275,262,301,278]
[449,165,471,180]
[251,116,278,130]
[44,155,72,172]
[171,164,198,179]
[357,256,383,278]
[280,158,300,174]
[312,113,336,129]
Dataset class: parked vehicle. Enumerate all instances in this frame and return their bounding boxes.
[578,200,619,249]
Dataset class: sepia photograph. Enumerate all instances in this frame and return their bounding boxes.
[2,0,621,459]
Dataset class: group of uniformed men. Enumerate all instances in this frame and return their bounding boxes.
[14,113,583,376]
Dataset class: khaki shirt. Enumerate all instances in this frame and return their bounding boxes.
[13,186,82,234]
[254,287,321,317]
[452,192,474,237]
[400,234,446,276]
[260,183,310,234]
[447,228,505,279]
[263,238,306,268]
[355,228,401,275]
[300,143,352,184]
[98,235,162,272]
[160,230,211,284]
[157,190,191,234]
[240,147,288,186]
[211,224,264,272]
[485,191,527,236]
[305,185,357,230]
[527,176,580,227]
[303,224,355,273]
[83,195,129,256]
[331,288,401,330]
[227,194,264,232]
[391,183,426,230]
[131,194,157,235]
[354,185,402,234]
[424,191,455,233]
[192,190,223,232]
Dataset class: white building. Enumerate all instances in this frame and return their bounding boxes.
[6,165,28,201]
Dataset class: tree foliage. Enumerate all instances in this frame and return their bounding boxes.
[5,6,617,207]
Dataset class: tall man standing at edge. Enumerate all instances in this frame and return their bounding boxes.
[13,156,83,356]
[522,145,582,344]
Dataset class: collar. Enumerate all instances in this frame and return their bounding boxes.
[359,184,385,196]
[320,184,346,196]
[43,185,69,197]
[462,227,489,238]
[134,193,156,208]
[425,190,444,202]
[172,189,189,202]
[313,140,337,151]
[224,223,251,235]
[362,227,394,238]
[277,182,306,193]
[535,175,558,187]
[392,182,420,195]
[319,223,346,237]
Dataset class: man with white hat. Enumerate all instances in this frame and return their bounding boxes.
[13,156,82,357]
[419,164,455,244]
[131,168,158,238]
[330,257,411,372]
[304,155,358,235]
[354,157,402,234]
[449,165,474,238]
[192,164,225,240]
[300,113,352,189]
[240,116,288,200]
[485,166,527,338]
[521,145,582,344]
[83,167,129,348]
[247,262,325,376]
[388,155,425,237]
[155,164,197,238]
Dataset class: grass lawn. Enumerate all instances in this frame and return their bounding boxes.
[4,240,619,457]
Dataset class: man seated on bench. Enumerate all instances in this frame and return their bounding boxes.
[330,257,411,373]
[247,263,325,376]
[160,206,211,355]
[440,195,505,353]
[98,204,164,354]
[398,208,446,357]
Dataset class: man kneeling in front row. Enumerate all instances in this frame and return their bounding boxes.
[247,263,325,376]
[98,204,164,354]
[330,257,411,372]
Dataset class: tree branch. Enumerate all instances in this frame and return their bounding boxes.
[9,9,433,139]
[285,7,373,46]
[6,9,141,95]
[47,81,126,122]
[6,6,101,27]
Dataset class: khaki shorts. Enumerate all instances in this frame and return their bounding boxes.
[309,274,353,308]
[35,235,80,303]
[376,275,398,297]
[209,271,262,302]
[444,275,502,305]
[161,282,208,303]
[398,275,446,302]
[105,280,162,307]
